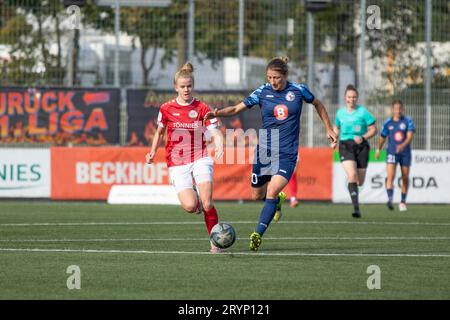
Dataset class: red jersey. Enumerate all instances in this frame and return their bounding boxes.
[157,98,218,167]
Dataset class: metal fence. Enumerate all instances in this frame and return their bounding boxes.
[0,0,449,149]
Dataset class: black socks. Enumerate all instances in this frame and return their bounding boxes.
[348,182,359,212]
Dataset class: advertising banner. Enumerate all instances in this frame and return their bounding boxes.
[0,87,120,145]
[51,147,333,201]
[0,148,50,198]
[51,147,168,200]
[107,185,180,205]
[333,150,450,203]
[125,89,263,147]
[284,148,333,200]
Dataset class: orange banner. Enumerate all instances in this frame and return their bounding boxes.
[284,148,333,200]
[51,147,332,200]
[51,147,167,200]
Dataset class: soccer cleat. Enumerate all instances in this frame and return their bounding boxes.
[399,202,408,212]
[387,201,394,211]
[276,192,287,211]
[249,232,262,251]
[352,210,361,218]
[290,198,299,208]
[273,192,287,222]
[210,242,224,254]
[192,185,202,215]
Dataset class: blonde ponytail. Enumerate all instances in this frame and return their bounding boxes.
[174,62,194,84]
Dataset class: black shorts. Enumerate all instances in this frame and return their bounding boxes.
[338,140,370,169]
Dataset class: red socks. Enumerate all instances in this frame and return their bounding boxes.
[289,175,298,198]
[203,206,219,235]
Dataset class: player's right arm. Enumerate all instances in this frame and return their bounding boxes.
[375,120,389,160]
[375,136,386,160]
[146,125,165,164]
[204,102,247,120]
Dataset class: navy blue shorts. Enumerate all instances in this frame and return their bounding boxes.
[251,157,297,188]
[386,152,412,167]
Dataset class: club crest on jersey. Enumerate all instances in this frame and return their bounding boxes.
[400,123,406,130]
[285,91,295,102]
[188,110,198,119]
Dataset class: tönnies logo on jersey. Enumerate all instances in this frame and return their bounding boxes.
[172,122,199,129]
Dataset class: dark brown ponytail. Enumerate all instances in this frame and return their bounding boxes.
[345,84,358,96]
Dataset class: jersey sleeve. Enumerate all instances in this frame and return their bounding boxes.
[363,108,376,126]
[335,110,341,128]
[380,119,390,137]
[298,84,315,103]
[243,85,265,108]
[157,106,167,128]
[407,117,416,132]
[200,104,219,130]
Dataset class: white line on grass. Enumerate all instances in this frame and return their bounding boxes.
[1,236,450,242]
[1,247,450,257]
[1,221,450,227]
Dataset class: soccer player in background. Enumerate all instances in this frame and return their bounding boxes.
[204,57,337,251]
[333,85,377,218]
[145,62,224,253]
[375,100,415,212]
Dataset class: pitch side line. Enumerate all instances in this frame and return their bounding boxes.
[1,247,450,257]
[1,236,450,243]
[1,221,450,227]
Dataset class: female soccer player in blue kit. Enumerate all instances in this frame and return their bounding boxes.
[375,100,415,211]
[204,57,337,251]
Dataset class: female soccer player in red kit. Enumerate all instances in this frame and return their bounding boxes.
[145,62,224,253]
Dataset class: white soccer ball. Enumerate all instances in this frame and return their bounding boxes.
[210,222,236,249]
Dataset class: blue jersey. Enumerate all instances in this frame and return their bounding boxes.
[243,82,314,162]
[380,116,415,155]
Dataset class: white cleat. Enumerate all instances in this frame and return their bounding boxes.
[210,241,224,254]
[399,202,408,212]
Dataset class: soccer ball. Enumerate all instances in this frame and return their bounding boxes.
[210,223,236,249]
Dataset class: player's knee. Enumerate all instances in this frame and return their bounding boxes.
[265,188,279,199]
[251,192,265,201]
[182,203,198,213]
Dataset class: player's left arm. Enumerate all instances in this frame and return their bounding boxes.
[311,98,338,144]
[362,123,377,141]
[203,105,224,159]
[208,128,224,159]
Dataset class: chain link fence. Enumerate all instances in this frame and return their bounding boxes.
[0,0,449,149]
